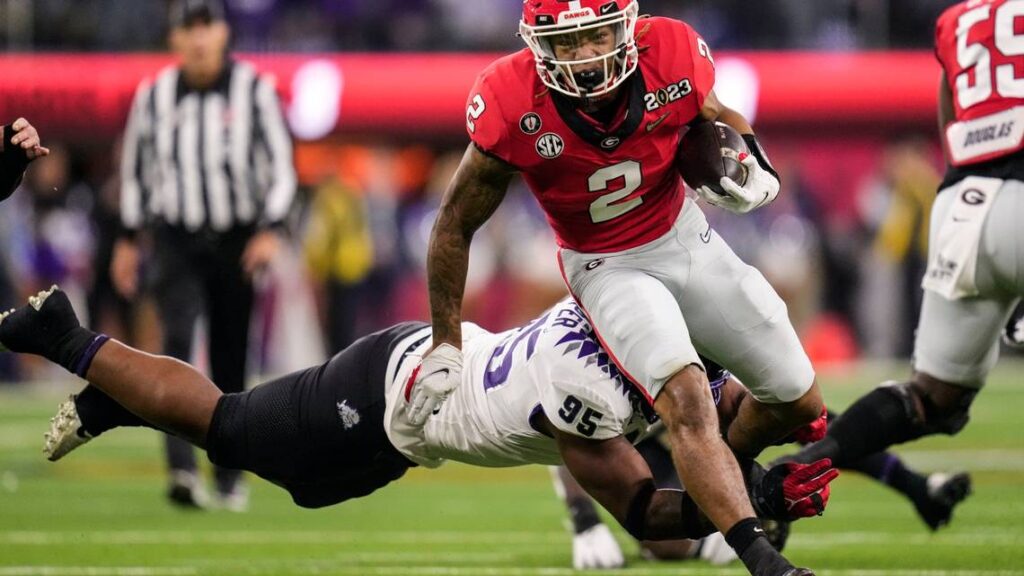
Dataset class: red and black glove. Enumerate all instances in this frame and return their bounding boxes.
[749,458,839,521]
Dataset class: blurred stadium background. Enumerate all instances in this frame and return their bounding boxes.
[0,0,1022,574]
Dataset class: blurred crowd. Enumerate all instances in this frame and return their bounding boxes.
[0,129,955,382]
[0,0,995,383]
[3,0,959,52]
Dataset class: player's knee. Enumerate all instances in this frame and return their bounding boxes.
[884,379,974,437]
[909,375,977,436]
[786,383,825,426]
[655,365,717,435]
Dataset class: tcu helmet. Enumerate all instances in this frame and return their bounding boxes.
[520,0,640,98]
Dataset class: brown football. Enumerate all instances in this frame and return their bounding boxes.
[676,121,749,195]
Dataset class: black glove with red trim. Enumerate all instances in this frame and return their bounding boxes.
[748,458,839,521]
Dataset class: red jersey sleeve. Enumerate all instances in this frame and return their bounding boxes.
[465,68,513,164]
[675,20,717,111]
[933,5,955,74]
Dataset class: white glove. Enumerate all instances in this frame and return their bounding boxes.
[697,149,779,214]
[572,524,625,570]
[406,343,463,426]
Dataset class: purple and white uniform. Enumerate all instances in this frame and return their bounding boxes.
[384,299,658,468]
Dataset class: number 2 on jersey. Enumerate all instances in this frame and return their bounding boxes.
[956,0,1024,109]
[466,94,486,134]
[588,160,644,224]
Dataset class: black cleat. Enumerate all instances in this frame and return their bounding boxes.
[783,570,814,576]
[913,472,972,530]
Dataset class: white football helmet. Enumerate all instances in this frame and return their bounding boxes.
[519,0,640,99]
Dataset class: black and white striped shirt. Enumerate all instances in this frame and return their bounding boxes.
[120,60,296,234]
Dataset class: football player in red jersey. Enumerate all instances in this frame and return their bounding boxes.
[791,0,1024,519]
[1,117,49,201]
[412,2,825,574]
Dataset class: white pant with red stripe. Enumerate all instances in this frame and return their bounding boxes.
[558,200,814,405]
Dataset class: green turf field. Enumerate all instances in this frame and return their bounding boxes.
[1,360,1022,575]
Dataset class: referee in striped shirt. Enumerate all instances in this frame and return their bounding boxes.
[111,0,297,510]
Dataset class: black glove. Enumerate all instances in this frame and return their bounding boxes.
[747,458,839,521]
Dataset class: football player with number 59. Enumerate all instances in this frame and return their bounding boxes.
[790,0,1024,503]
[413,2,825,574]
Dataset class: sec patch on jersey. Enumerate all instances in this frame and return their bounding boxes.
[676,121,749,195]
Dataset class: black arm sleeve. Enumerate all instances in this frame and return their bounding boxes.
[0,125,30,201]
[741,133,780,183]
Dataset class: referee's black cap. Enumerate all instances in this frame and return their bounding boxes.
[169,0,226,29]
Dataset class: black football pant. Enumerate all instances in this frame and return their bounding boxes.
[152,226,254,495]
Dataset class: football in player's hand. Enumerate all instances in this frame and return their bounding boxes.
[676,121,749,195]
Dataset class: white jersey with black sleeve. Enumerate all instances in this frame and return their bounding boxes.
[383,299,659,468]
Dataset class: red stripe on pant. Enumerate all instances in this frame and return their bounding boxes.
[556,250,656,408]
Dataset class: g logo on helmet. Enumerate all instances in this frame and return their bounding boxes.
[961,188,987,205]
[536,133,565,159]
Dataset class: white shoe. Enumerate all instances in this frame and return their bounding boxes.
[168,470,210,510]
[698,532,738,566]
[572,523,625,569]
[217,486,250,513]
[43,395,92,462]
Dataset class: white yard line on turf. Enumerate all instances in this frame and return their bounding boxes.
[0,565,195,569]
[4,568,1022,576]
[0,530,569,546]
[2,530,1021,547]
[787,532,1024,547]
[204,567,1024,576]
[896,449,1024,471]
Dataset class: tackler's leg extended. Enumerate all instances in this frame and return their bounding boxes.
[0,287,221,447]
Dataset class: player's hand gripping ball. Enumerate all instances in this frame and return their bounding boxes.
[677,121,778,214]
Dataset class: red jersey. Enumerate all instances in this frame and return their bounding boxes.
[466,17,716,253]
[935,0,1024,167]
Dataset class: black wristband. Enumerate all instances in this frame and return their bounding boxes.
[73,334,110,378]
[1,124,31,167]
[51,326,104,377]
[724,517,765,558]
[736,457,776,519]
[741,134,780,183]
